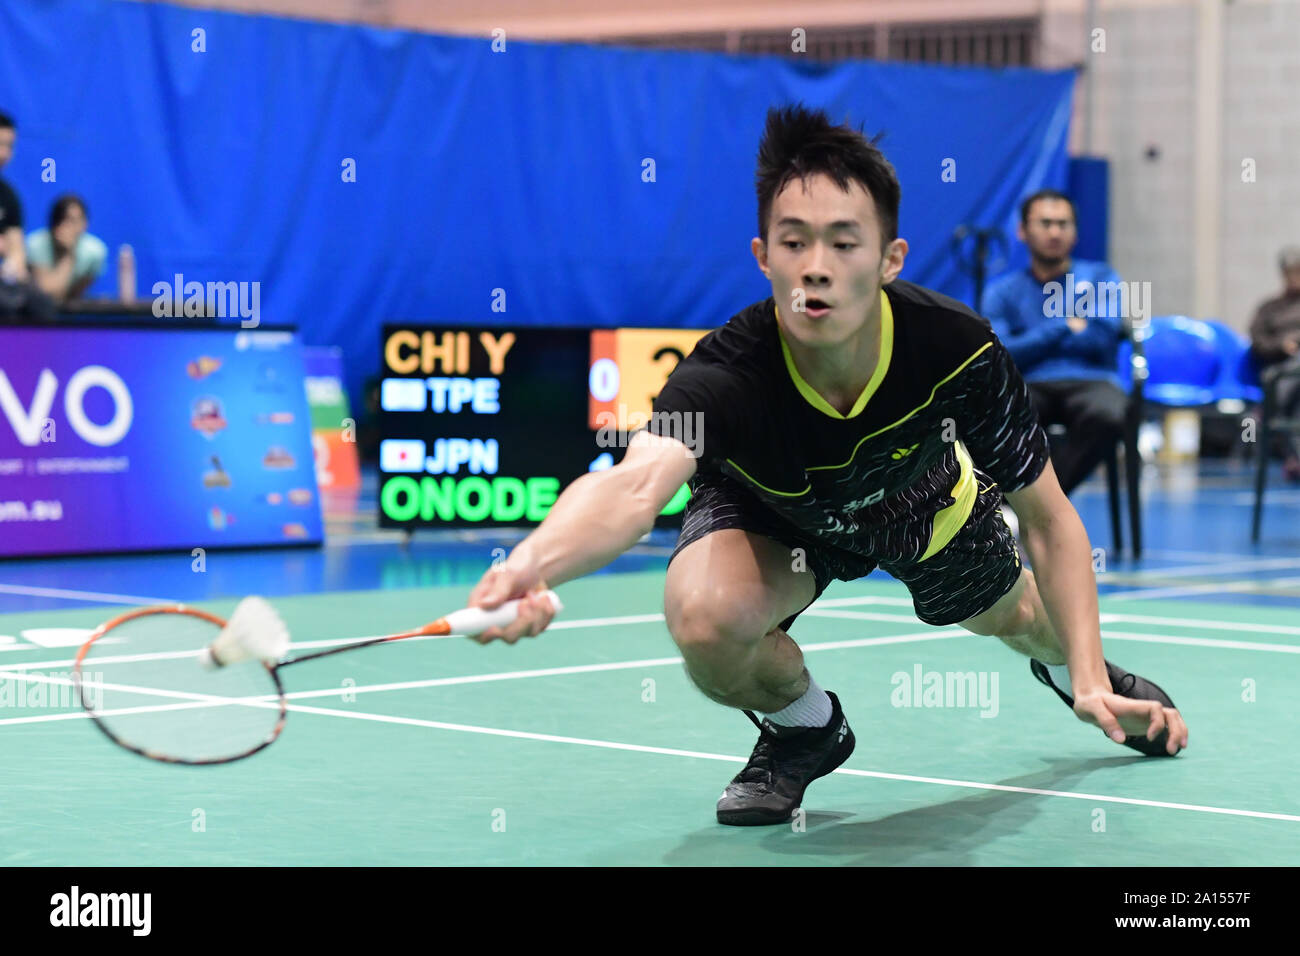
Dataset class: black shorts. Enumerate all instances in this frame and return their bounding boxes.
[669,473,1022,631]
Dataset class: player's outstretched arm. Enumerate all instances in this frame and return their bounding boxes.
[1005,462,1109,695]
[1006,462,1188,752]
[464,428,697,643]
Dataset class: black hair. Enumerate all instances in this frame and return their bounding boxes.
[0,111,14,131]
[1019,189,1077,225]
[48,194,88,253]
[755,104,900,247]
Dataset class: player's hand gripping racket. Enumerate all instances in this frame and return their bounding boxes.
[72,591,562,765]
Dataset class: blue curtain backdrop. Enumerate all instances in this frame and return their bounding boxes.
[0,0,1074,407]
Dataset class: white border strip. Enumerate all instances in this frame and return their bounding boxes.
[0,583,177,605]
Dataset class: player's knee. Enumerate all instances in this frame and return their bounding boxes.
[665,583,770,658]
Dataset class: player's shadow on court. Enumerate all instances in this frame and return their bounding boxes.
[662,755,1140,866]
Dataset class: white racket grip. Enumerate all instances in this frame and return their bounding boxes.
[444,590,563,635]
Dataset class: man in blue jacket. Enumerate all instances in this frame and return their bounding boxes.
[981,190,1128,496]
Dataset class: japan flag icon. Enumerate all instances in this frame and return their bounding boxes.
[381,438,427,473]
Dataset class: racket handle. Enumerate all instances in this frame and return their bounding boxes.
[441,590,563,635]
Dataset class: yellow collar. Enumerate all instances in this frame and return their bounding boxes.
[774,289,894,420]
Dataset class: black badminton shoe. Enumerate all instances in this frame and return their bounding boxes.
[716,691,855,826]
[1030,659,1180,757]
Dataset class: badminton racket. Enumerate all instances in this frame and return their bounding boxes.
[71,591,561,765]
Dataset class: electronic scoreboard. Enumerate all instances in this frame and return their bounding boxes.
[378,325,708,530]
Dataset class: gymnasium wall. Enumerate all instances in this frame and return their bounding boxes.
[0,0,1074,408]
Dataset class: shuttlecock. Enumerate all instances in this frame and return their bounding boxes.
[200,596,290,668]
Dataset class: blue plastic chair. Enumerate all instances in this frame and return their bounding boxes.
[1203,318,1264,403]
[1138,315,1222,407]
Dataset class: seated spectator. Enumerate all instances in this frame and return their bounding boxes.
[981,189,1127,497]
[0,110,56,323]
[26,194,107,304]
[0,111,26,283]
[1248,245,1300,481]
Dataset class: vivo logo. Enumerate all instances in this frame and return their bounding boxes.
[0,367,134,447]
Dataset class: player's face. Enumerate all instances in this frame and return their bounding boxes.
[1020,198,1076,265]
[752,172,906,347]
[0,128,14,168]
[1283,265,1300,295]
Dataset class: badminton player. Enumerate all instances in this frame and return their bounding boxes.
[468,104,1188,826]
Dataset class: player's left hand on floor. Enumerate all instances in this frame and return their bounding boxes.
[1073,692,1188,756]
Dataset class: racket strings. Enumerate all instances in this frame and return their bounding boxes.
[79,610,284,763]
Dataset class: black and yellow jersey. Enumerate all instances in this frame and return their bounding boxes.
[649,279,1050,563]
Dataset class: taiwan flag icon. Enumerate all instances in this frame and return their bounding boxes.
[380,439,426,473]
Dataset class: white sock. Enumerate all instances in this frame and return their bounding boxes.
[763,674,833,728]
[1046,663,1072,696]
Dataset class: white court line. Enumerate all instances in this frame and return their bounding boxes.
[1143,548,1289,562]
[0,606,861,675]
[811,596,915,607]
[0,697,256,727]
[4,594,1299,679]
[1106,581,1264,602]
[1101,630,1300,654]
[1100,612,1300,637]
[1101,556,1300,580]
[271,626,1300,703]
[809,598,1300,636]
[1106,578,1300,601]
[276,629,968,702]
[8,620,1297,729]
[0,630,966,718]
[279,701,1300,825]
[799,630,964,650]
[548,613,667,630]
[0,611,670,672]
[801,609,926,625]
[0,636,443,672]
[0,583,178,605]
[0,668,275,708]
[7,629,1298,825]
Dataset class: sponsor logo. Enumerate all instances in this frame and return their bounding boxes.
[1,366,134,448]
[190,397,227,438]
[202,455,231,488]
[186,356,222,380]
[262,446,295,469]
[256,411,294,425]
